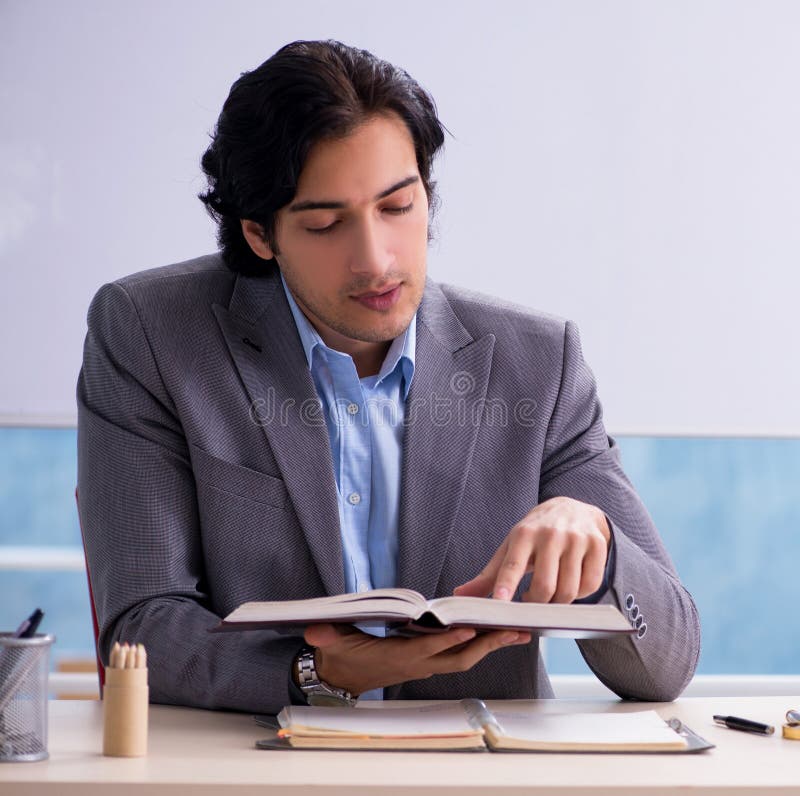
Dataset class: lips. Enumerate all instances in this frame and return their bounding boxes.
[351,284,401,311]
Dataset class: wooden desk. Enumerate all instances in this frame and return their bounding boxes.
[0,696,797,794]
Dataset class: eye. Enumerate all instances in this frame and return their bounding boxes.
[305,220,340,235]
[383,202,413,216]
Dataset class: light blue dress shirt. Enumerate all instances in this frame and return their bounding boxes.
[281,276,415,699]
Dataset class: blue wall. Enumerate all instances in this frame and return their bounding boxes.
[548,436,800,675]
[0,429,91,660]
[1,429,798,673]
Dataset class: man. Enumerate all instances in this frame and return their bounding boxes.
[77,40,700,713]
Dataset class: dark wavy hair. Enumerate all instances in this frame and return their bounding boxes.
[198,40,446,275]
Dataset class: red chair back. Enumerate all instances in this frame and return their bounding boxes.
[75,488,105,695]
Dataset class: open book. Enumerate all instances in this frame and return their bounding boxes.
[213,588,633,638]
[259,701,712,753]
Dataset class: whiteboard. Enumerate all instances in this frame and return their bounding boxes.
[2,0,798,435]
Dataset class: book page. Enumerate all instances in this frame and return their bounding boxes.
[428,596,632,634]
[224,588,426,624]
[278,703,483,739]
[220,589,632,639]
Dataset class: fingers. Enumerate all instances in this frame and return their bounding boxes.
[452,573,493,597]
[309,623,531,695]
[551,542,584,603]
[429,629,531,675]
[304,623,347,647]
[576,535,607,599]
[523,530,608,603]
[462,530,606,605]
[520,531,561,602]
[413,627,477,658]
[311,625,484,694]
[453,538,510,598]
[491,499,611,604]
[490,529,537,601]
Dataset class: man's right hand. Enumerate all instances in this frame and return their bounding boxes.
[303,623,531,696]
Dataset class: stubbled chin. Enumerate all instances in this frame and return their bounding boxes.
[342,306,416,343]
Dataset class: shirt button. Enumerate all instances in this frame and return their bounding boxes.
[358,584,370,593]
[347,403,359,415]
[348,492,361,505]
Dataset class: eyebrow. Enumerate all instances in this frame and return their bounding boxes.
[288,175,419,213]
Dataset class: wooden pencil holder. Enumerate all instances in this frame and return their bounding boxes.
[102,667,149,757]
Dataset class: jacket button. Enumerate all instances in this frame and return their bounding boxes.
[637,623,647,639]
[625,593,635,610]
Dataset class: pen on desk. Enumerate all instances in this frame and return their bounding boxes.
[713,715,775,735]
[13,608,44,639]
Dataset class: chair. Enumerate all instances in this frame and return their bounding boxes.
[75,489,105,695]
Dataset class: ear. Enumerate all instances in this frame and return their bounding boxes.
[241,219,276,260]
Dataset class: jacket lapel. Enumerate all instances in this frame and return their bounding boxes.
[212,269,345,596]
[397,282,496,597]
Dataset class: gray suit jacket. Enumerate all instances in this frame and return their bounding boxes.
[77,253,700,714]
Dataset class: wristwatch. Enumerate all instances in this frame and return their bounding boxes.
[294,646,357,707]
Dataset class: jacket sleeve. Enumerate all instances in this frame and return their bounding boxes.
[77,281,303,713]
[538,320,700,701]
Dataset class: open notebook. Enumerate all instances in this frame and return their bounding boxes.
[256,701,713,753]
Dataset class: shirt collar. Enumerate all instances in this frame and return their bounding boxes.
[280,272,416,398]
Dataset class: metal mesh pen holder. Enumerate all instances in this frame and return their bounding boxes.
[0,633,55,762]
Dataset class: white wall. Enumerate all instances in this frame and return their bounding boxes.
[2,0,798,434]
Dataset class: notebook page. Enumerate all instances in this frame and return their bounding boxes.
[279,703,482,738]
[488,709,688,749]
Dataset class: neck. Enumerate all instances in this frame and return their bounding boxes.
[306,315,392,379]
[289,292,392,378]
[334,338,391,378]
[298,309,390,377]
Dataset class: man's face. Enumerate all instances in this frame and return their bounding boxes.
[249,113,429,355]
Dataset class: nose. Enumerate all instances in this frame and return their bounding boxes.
[348,216,393,278]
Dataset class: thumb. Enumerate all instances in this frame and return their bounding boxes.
[304,623,344,648]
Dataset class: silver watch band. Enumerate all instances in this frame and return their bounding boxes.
[294,647,356,707]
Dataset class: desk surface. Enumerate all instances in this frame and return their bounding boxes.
[0,696,797,795]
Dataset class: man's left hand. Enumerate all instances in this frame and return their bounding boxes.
[453,496,611,604]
